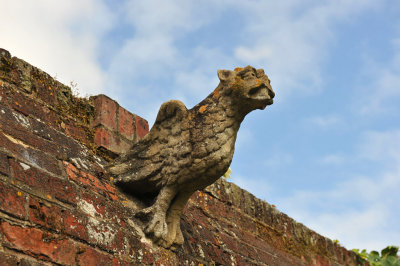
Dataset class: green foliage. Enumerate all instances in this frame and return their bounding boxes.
[222,167,232,179]
[352,246,400,266]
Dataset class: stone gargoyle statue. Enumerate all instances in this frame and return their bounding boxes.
[108,65,275,248]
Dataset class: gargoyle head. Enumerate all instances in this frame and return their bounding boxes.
[217,65,275,112]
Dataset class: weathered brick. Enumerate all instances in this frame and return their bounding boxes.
[94,127,131,154]
[0,152,10,176]
[65,161,79,181]
[0,222,77,265]
[62,209,88,242]
[219,232,239,253]
[32,81,57,105]
[105,202,126,226]
[103,182,119,201]
[76,245,113,266]
[315,254,331,266]
[0,102,67,159]
[135,115,149,139]
[0,57,22,86]
[64,122,89,144]
[118,106,135,141]
[65,162,118,201]
[18,257,46,266]
[7,87,58,126]
[31,117,87,159]
[92,94,117,131]
[10,159,77,205]
[28,196,64,231]
[0,180,26,219]
[81,191,106,218]
[125,235,155,264]
[0,252,20,266]
[73,192,124,251]
[0,131,62,176]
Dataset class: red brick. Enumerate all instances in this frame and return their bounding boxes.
[92,94,117,131]
[11,159,77,205]
[65,161,78,181]
[32,81,57,105]
[48,177,78,205]
[0,103,68,159]
[86,172,107,191]
[94,127,131,154]
[0,152,10,176]
[76,245,113,266]
[0,222,77,265]
[219,232,239,252]
[125,235,155,264]
[118,106,135,141]
[315,254,331,266]
[0,181,26,219]
[135,115,149,139]
[31,118,87,159]
[85,220,124,252]
[0,58,22,86]
[64,162,119,202]
[0,252,20,266]
[7,88,58,126]
[62,210,88,242]
[81,191,106,218]
[64,122,88,144]
[0,132,62,176]
[28,197,63,231]
[104,183,119,201]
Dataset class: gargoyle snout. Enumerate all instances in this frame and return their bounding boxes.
[268,88,275,99]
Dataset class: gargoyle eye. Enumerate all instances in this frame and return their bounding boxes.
[243,72,256,79]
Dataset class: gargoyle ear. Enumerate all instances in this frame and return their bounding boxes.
[256,69,265,76]
[217,70,234,82]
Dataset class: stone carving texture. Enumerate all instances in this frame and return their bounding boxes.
[109,66,275,248]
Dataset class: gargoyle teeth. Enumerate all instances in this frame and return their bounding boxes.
[248,85,263,95]
[249,86,270,100]
[249,84,269,96]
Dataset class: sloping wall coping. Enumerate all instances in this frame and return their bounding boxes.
[0,48,364,265]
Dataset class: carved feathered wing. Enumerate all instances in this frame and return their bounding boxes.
[110,100,191,196]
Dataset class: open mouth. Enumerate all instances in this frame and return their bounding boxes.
[248,85,274,101]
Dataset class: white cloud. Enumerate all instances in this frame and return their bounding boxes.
[358,130,400,165]
[102,0,380,125]
[318,154,345,165]
[304,114,343,129]
[306,204,396,251]
[233,0,378,99]
[230,174,272,201]
[279,129,400,251]
[357,38,400,115]
[0,0,114,95]
[263,152,293,168]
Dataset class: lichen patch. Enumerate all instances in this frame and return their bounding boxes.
[213,89,220,99]
[199,105,207,113]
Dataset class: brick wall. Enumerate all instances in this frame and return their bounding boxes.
[0,48,365,265]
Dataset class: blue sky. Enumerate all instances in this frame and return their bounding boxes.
[2,0,399,251]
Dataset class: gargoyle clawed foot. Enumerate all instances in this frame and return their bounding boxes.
[134,186,178,243]
[135,206,168,241]
[156,219,184,249]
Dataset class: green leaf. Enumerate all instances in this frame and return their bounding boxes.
[382,256,400,266]
[222,168,232,179]
[381,246,399,258]
[369,251,381,262]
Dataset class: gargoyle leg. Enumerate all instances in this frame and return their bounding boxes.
[135,186,177,242]
[160,191,192,248]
